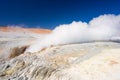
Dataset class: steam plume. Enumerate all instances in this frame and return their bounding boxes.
[26,14,120,53]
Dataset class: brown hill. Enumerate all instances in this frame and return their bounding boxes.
[0,27,51,34]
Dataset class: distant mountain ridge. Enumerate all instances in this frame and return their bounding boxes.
[0,27,51,34]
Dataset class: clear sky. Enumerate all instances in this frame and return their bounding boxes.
[0,0,120,29]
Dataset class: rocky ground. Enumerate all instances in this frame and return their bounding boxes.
[0,41,120,80]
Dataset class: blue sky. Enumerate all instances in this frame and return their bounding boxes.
[0,0,120,29]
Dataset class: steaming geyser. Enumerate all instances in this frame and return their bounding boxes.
[26,14,120,53]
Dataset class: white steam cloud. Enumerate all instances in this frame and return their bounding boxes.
[26,14,120,53]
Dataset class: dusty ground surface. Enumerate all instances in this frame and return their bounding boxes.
[0,42,120,80]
